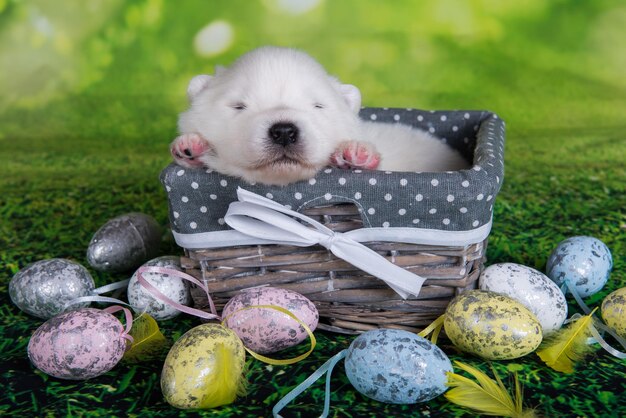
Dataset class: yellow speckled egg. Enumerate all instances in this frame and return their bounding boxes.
[444,290,543,360]
[601,287,626,339]
[161,324,246,409]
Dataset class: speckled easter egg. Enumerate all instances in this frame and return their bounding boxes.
[546,236,613,297]
[87,213,162,273]
[444,290,543,360]
[344,329,452,404]
[127,256,190,320]
[27,308,129,380]
[222,287,318,354]
[479,263,567,334]
[161,324,246,409]
[9,259,95,319]
[601,287,626,339]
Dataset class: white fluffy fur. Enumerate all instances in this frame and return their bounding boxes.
[359,121,469,172]
[175,46,469,185]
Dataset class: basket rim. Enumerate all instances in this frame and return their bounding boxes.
[161,107,505,245]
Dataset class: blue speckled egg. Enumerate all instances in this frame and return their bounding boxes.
[9,259,95,319]
[344,329,452,404]
[546,236,613,297]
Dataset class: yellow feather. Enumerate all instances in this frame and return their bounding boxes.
[536,308,598,373]
[445,361,536,418]
[122,313,169,363]
[204,341,248,408]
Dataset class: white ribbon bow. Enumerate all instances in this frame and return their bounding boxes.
[224,188,426,299]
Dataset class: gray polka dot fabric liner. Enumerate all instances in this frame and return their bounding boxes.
[161,108,505,245]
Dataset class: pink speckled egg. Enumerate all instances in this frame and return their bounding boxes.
[222,287,318,354]
[28,308,130,380]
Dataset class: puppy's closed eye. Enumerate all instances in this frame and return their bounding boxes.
[231,102,247,111]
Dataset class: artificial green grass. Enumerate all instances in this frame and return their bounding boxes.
[1,1,625,417]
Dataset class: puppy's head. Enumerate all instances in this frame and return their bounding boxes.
[178,46,362,185]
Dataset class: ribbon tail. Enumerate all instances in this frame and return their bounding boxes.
[62,295,131,311]
[566,281,593,314]
[330,239,426,299]
[589,322,626,359]
[227,189,426,299]
[272,349,347,418]
[93,279,130,295]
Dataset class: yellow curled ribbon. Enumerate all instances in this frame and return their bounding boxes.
[418,314,446,345]
[221,304,317,366]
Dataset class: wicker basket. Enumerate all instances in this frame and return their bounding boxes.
[161,108,505,333]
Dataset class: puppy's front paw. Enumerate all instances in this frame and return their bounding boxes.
[170,133,210,168]
[329,141,381,170]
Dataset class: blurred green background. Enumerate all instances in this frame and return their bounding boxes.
[1,0,625,417]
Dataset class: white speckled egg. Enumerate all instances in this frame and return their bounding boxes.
[87,213,162,273]
[127,256,190,320]
[546,236,613,297]
[601,287,626,339]
[345,329,452,404]
[9,259,95,319]
[27,308,130,380]
[479,263,567,334]
[222,287,318,354]
[444,290,543,360]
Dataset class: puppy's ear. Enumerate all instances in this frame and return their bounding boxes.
[187,75,213,101]
[338,83,362,114]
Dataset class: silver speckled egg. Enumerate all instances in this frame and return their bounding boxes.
[87,212,162,273]
[127,256,190,320]
[345,329,452,404]
[9,259,95,319]
[479,263,568,334]
[546,236,613,297]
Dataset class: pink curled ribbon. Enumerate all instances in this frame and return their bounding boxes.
[103,305,135,345]
[136,266,317,365]
[136,266,220,320]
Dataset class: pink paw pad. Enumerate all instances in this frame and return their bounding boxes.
[330,142,381,170]
[170,134,210,168]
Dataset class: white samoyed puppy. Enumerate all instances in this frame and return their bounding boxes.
[171,46,469,185]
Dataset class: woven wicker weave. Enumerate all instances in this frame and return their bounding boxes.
[180,203,486,333]
[164,108,504,333]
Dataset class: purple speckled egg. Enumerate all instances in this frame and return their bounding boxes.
[222,287,319,354]
[28,308,130,380]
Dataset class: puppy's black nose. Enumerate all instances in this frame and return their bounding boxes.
[269,122,299,146]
